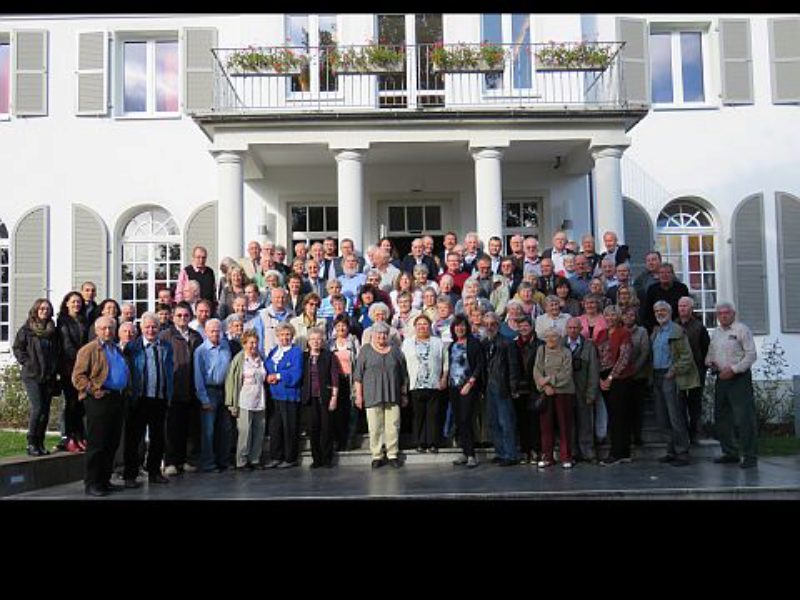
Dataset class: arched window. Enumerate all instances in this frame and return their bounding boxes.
[0,218,9,343]
[656,200,717,327]
[120,208,181,318]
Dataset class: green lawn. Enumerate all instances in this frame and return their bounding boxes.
[0,430,62,459]
[758,436,800,457]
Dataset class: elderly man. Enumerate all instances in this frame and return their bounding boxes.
[72,316,130,497]
[568,254,593,300]
[373,248,401,293]
[239,240,262,280]
[542,230,575,275]
[508,234,525,271]
[461,232,484,274]
[120,302,137,325]
[334,238,366,276]
[437,231,458,268]
[483,312,520,466]
[304,259,327,298]
[338,253,366,303]
[473,255,497,300]
[565,317,600,463]
[189,299,213,341]
[537,258,558,297]
[644,263,690,331]
[521,236,542,278]
[122,312,174,487]
[579,234,602,275]
[606,263,633,304]
[273,245,290,276]
[634,250,663,304]
[599,231,630,267]
[294,241,308,263]
[677,296,711,442]
[438,251,470,295]
[650,301,699,467]
[401,238,438,278]
[250,287,295,356]
[175,245,216,305]
[706,302,758,468]
[193,318,233,472]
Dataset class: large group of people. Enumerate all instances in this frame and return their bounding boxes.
[11,229,760,497]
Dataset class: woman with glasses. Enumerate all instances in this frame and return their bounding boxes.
[447,315,485,468]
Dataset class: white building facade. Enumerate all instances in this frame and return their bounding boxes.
[0,13,799,372]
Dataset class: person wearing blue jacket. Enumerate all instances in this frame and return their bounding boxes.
[122,312,174,487]
[264,322,304,469]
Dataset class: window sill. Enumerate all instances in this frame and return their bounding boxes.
[114,113,182,121]
[651,103,719,112]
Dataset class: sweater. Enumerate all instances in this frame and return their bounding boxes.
[533,345,575,394]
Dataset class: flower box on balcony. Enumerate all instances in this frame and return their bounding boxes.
[228,65,303,77]
[226,47,307,77]
[432,58,504,74]
[335,60,405,75]
[429,43,506,74]
[328,45,406,75]
[533,43,613,72]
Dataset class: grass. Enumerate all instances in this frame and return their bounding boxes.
[0,430,62,459]
[758,435,800,457]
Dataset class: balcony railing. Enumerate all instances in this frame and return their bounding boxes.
[210,42,627,114]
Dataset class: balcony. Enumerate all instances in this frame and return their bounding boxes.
[208,41,630,116]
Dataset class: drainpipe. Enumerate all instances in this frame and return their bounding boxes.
[587,172,596,240]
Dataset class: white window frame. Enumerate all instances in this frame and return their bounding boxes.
[649,23,715,110]
[0,33,11,121]
[114,31,181,119]
[0,218,9,349]
[481,13,536,99]
[502,195,545,253]
[285,14,344,103]
[288,201,339,250]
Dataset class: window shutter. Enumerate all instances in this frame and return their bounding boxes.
[185,203,218,273]
[616,17,649,106]
[12,206,48,333]
[183,27,218,113]
[768,17,800,104]
[76,31,108,116]
[12,29,48,116]
[622,197,653,277]
[778,192,800,332]
[733,194,768,334]
[719,19,753,105]
[72,205,108,298]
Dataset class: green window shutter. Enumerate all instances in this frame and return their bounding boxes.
[616,17,649,106]
[12,206,48,333]
[719,19,754,105]
[12,29,48,116]
[733,194,768,334]
[778,192,800,332]
[185,203,218,273]
[768,17,800,104]
[183,27,218,113]
[622,197,653,277]
[72,205,108,298]
[76,31,108,116]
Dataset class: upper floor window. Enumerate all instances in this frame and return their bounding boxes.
[0,40,9,116]
[122,37,179,115]
[286,14,338,94]
[481,14,532,92]
[650,28,708,106]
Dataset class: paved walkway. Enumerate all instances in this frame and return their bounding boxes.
[7,455,800,500]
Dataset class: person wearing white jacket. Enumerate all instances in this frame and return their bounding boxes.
[402,314,449,454]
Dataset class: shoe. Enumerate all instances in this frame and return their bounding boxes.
[264,460,282,469]
[148,474,170,484]
[26,445,43,457]
[214,466,228,473]
[66,439,82,454]
[37,445,51,456]
[600,456,621,466]
[618,457,633,464]
[659,455,676,464]
[561,461,574,469]
[163,465,179,476]
[277,461,298,469]
[85,485,109,497]
[537,459,555,468]
[498,458,517,467]
[182,463,199,473]
[124,479,141,489]
[388,458,402,468]
[416,446,427,454]
[371,459,384,469]
[452,454,468,466]
[309,462,321,469]
[466,456,479,468]
[428,446,438,454]
[740,458,758,469]
[77,439,88,451]
[714,455,740,464]
[55,440,68,452]
[670,457,690,467]
[490,456,503,464]
[104,482,125,492]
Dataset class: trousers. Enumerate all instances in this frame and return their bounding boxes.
[236,408,266,467]
[366,403,401,460]
[485,385,517,461]
[411,388,440,448]
[652,370,690,458]
[539,393,575,463]
[199,387,233,471]
[23,380,52,448]
[714,371,758,460]
[84,392,125,488]
[309,398,334,466]
[269,400,300,463]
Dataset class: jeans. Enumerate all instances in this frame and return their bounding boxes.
[199,387,233,471]
[485,385,517,461]
[23,380,52,448]
[652,369,690,458]
[123,396,167,479]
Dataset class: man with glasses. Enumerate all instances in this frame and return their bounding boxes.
[175,245,216,307]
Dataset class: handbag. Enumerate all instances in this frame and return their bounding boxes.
[526,392,547,414]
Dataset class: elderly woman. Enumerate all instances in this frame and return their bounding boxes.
[589,278,612,310]
[354,320,409,469]
[500,299,525,340]
[391,291,421,342]
[596,305,636,465]
[390,271,415,313]
[454,278,493,317]
[13,298,61,457]
[613,285,637,314]
[264,323,304,469]
[402,314,449,454]
[218,265,248,319]
[329,314,362,451]
[535,295,570,339]
[555,277,582,317]
[533,327,576,469]
[578,294,608,343]
[361,302,402,348]
[412,263,438,302]
[290,293,327,351]
[216,256,240,300]
[303,327,341,468]
[319,279,352,320]
[57,291,88,453]
[243,283,264,323]
[622,305,651,447]
[432,295,454,344]
[438,273,460,307]
[420,286,439,322]
[515,281,545,319]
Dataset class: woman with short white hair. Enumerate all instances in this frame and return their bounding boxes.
[535,295,570,339]
[361,302,402,348]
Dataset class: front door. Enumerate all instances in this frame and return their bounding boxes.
[380,200,449,259]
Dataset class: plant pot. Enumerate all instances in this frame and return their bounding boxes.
[335,60,405,75]
[534,58,608,72]
[432,59,504,74]
[228,65,304,77]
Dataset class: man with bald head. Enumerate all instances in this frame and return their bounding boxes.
[239,240,263,280]
[72,316,131,496]
[565,317,600,462]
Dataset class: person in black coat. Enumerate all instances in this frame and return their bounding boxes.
[57,291,89,453]
[400,238,439,281]
[643,264,690,331]
[302,328,341,468]
[448,315,485,468]
[511,315,544,464]
[599,231,631,267]
[13,298,61,456]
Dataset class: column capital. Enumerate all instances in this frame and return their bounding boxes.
[333,148,367,163]
[470,147,505,161]
[589,145,626,161]
[215,151,244,165]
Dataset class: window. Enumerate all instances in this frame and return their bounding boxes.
[121,37,179,115]
[503,198,541,251]
[286,14,338,95]
[120,208,181,318]
[290,204,338,248]
[656,200,717,327]
[0,40,9,116]
[482,14,533,93]
[0,218,8,344]
[650,29,708,106]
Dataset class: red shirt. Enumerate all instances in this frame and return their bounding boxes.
[596,326,634,379]
[438,270,470,295]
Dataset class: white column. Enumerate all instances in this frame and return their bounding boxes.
[591,146,626,244]
[217,151,244,261]
[471,147,505,244]
[335,149,366,253]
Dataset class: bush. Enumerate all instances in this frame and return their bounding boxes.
[0,362,63,431]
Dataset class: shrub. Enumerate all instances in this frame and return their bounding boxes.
[0,362,63,432]
[752,339,794,434]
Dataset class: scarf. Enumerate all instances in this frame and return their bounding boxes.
[29,318,56,339]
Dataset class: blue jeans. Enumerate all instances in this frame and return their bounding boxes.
[24,379,52,448]
[200,387,233,471]
[486,385,517,461]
